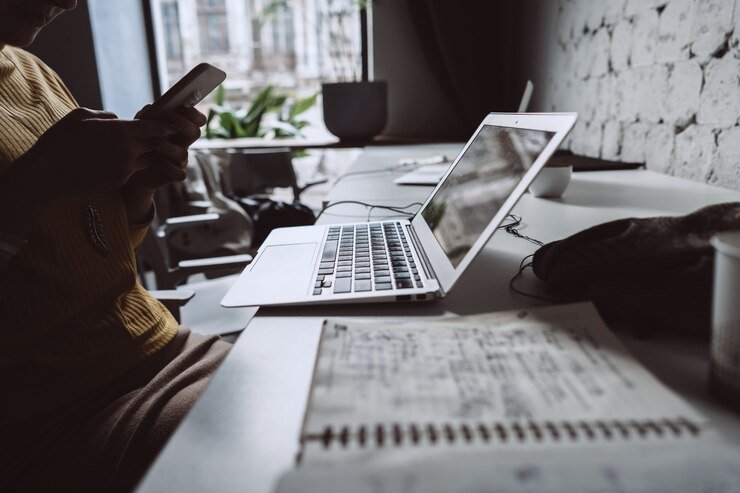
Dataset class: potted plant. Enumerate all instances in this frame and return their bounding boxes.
[205,84,318,141]
[262,0,387,141]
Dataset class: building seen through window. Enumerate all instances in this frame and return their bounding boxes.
[197,0,230,54]
[149,0,363,138]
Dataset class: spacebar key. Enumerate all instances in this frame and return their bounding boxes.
[321,240,338,262]
[334,277,351,293]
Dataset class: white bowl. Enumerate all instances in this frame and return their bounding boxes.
[529,165,573,198]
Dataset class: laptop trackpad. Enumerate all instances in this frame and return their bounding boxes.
[246,243,317,299]
[253,243,316,274]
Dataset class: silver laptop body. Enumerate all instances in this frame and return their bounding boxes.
[222,112,577,308]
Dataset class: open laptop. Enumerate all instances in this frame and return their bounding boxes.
[394,81,535,186]
[222,112,577,308]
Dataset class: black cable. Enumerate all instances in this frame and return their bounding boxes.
[497,214,544,246]
[315,200,424,221]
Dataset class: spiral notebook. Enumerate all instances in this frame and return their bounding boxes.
[297,303,709,466]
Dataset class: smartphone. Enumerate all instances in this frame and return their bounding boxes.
[141,63,226,120]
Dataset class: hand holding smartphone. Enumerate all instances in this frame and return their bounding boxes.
[139,63,226,120]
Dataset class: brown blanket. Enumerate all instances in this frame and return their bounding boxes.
[1,327,231,493]
[532,202,740,338]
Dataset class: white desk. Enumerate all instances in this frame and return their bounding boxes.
[138,144,740,493]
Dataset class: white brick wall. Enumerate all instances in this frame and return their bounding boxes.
[539,0,740,191]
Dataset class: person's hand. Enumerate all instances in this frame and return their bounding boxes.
[124,106,207,192]
[25,107,174,196]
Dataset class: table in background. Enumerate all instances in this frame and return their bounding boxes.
[139,144,740,493]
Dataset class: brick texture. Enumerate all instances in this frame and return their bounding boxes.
[539,0,740,191]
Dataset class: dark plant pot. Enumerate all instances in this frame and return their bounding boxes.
[322,81,388,141]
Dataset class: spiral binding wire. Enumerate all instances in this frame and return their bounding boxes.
[307,417,701,449]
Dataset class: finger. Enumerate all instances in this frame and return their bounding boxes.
[135,104,152,120]
[144,163,188,185]
[154,139,189,167]
[164,112,202,143]
[68,107,117,121]
[124,119,176,141]
[176,106,208,127]
[163,163,188,182]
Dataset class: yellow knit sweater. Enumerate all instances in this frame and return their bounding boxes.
[0,46,179,425]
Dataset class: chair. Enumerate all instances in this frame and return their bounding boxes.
[138,213,252,291]
[223,147,327,201]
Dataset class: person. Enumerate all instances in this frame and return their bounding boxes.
[0,1,232,491]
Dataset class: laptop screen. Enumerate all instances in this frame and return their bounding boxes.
[420,124,555,268]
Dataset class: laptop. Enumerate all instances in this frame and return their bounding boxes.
[221,112,577,308]
[393,81,535,187]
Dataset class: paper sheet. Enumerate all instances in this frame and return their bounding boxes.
[304,303,702,434]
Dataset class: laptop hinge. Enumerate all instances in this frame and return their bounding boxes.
[406,224,444,296]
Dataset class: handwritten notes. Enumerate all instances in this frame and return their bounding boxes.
[305,303,701,433]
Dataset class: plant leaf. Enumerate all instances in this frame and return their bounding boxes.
[214,84,225,107]
[246,85,275,120]
[289,93,318,119]
[270,119,301,138]
[267,95,288,113]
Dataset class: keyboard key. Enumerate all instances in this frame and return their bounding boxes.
[354,280,372,292]
[416,282,424,288]
[337,265,352,272]
[394,272,411,279]
[336,271,351,278]
[374,270,390,278]
[375,276,391,283]
[318,268,333,275]
[337,261,352,267]
[355,273,371,280]
[315,281,322,288]
[375,283,392,290]
[414,275,421,281]
[313,288,322,295]
[396,279,413,289]
[322,280,333,288]
[321,240,338,262]
[355,267,370,274]
[334,278,351,293]
[316,275,324,282]
[320,262,335,269]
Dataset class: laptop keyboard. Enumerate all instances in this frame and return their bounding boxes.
[313,222,424,295]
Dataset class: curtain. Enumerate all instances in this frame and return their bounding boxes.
[406,0,537,136]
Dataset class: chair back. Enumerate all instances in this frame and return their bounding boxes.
[138,217,174,289]
[226,147,300,200]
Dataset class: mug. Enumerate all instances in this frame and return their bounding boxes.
[709,231,740,409]
[529,162,573,198]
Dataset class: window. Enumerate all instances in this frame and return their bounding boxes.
[198,0,230,54]
[161,1,183,61]
[149,0,365,139]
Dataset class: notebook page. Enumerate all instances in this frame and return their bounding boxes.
[303,303,702,435]
[279,442,740,493]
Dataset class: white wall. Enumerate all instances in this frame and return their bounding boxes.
[535,0,740,191]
